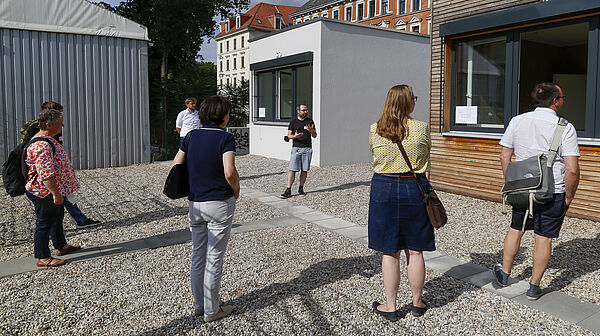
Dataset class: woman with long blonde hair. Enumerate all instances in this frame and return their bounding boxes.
[368,84,434,321]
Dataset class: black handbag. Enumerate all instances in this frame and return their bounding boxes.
[163,132,193,199]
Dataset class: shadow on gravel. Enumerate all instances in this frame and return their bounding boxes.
[469,233,600,293]
[241,171,286,181]
[137,254,381,335]
[309,181,370,194]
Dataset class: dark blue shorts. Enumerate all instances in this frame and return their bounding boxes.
[511,193,568,238]
[368,173,435,253]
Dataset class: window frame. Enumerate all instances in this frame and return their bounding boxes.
[333,9,339,19]
[449,16,600,137]
[345,6,353,21]
[357,2,364,21]
[254,63,313,123]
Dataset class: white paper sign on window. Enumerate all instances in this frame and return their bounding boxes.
[455,106,478,124]
[258,107,266,118]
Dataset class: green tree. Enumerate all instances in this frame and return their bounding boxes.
[219,79,249,127]
[96,0,248,158]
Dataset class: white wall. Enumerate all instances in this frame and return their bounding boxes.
[249,19,431,167]
[319,20,430,166]
[249,22,323,166]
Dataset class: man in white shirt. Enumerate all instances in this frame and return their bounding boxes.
[176,98,201,144]
[494,83,580,300]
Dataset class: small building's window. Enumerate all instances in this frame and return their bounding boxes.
[255,64,312,121]
[234,77,237,86]
[220,43,223,53]
[399,0,405,14]
[333,9,339,19]
[225,21,230,32]
[234,39,237,50]
[412,0,420,11]
[241,56,245,68]
[241,36,244,48]
[234,58,237,70]
[381,0,389,14]
[322,11,328,18]
[241,75,244,82]
[357,3,364,20]
[227,78,230,85]
[411,24,420,33]
[226,41,229,52]
[345,6,352,21]
[220,79,223,86]
[368,0,375,18]
[220,61,223,72]
[275,17,282,29]
[226,59,230,71]
[236,15,240,28]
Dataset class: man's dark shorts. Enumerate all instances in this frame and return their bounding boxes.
[511,193,568,238]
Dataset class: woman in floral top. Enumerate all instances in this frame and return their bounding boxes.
[25,108,81,267]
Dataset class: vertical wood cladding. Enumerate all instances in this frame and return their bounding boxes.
[430,0,600,221]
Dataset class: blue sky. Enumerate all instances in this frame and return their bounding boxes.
[101,0,307,63]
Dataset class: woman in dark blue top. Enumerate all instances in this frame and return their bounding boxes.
[171,96,239,323]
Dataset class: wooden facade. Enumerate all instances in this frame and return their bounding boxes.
[430,0,600,221]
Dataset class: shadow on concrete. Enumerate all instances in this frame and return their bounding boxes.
[136,254,381,335]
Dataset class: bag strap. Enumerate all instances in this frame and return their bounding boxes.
[396,141,428,198]
[546,117,567,167]
[21,137,57,179]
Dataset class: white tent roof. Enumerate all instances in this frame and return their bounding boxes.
[0,0,149,41]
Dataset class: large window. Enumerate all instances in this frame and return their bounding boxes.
[450,18,599,137]
[346,6,352,21]
[255,64,313,122]
[453,35,507,129]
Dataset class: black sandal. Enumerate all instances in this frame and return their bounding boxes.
[411,300,428,317]
[372,301,398,322]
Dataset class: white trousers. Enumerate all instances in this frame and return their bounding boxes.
[189,196,236,317]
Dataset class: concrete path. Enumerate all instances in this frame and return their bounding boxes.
[1,185,599,333]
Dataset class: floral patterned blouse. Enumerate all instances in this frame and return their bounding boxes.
[25,135,79,198]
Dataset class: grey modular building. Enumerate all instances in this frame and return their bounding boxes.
[0,0,150,169]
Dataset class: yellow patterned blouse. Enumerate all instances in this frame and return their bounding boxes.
[369,119,431,174]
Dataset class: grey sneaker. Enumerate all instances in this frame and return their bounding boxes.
[493,264,509,287]
[526,283,542,300]
[204,305,234,323]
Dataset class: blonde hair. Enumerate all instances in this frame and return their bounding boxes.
[376,85,414,143]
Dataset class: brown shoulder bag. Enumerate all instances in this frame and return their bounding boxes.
[396,142,447,229]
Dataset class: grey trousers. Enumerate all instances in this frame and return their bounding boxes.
[189,196,236,317]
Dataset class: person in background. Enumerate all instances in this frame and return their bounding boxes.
[176,98,201,146]
[40,101,100,229]
[368,85,433,321]
[280,104,317,198]
[171,95,239,323]
[25,108,82,267]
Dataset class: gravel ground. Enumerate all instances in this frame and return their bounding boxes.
[236,155,600,304]
[0,162,286,262]
[0,224,593,336]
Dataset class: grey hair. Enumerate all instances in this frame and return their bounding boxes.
[38,108,63,130]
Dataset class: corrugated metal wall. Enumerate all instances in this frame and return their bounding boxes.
[0,28,150,169]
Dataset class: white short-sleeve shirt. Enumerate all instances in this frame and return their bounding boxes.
[176,109,201,137]
[499,107,580,193]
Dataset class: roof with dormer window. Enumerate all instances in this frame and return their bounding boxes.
[216,2,299,39]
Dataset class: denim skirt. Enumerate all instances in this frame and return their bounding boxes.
[368,173,436,253]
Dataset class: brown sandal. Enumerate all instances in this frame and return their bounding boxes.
[37,257,67,267]
[56,244,81,256]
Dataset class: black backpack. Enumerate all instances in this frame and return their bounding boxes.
[2,137,56,197]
